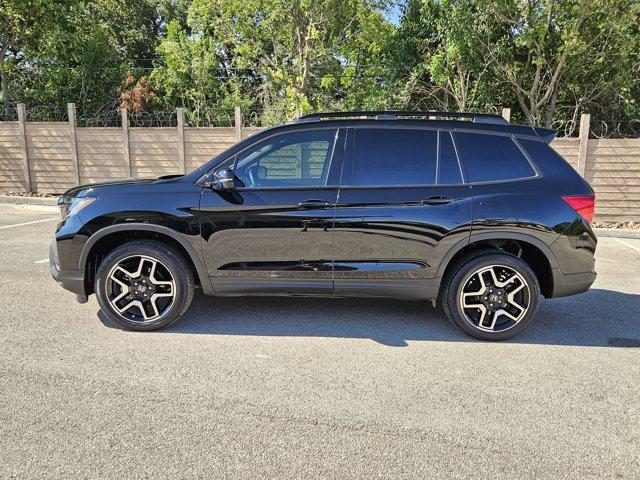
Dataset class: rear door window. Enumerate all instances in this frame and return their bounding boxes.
[344,128,437,186]
[455,132,536,183]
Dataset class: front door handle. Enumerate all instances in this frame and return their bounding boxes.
[422,196,453,205]
[298,199,332,209]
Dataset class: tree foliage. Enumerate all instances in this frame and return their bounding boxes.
[0,0,638,130]
[151,0,394,125]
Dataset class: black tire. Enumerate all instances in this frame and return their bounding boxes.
[441,249,540,341]
[95,240,194,331]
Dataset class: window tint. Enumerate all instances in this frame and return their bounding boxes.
[455,132,535,183]
[518,138,565,176]
[233,129,337,187]
[346,129,437,186]
[438,131,462,184]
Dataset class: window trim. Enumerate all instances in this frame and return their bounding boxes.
[198,124,544,190]
[337,127,542,188]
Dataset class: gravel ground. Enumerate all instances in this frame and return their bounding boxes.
[593,221,640,230]
[0,191,58,198]
[0,204,639,479]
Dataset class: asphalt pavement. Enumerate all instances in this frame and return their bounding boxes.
[1,203,639,479]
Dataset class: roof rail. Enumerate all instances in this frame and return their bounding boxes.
[293,111,509,125]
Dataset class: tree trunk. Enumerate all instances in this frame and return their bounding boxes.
[1,66,9,121]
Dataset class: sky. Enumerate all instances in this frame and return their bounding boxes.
[384,2,403,25]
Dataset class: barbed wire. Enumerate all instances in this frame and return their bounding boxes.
[4,102,640,137]
[589,120,640,139]
[550,119,579,138]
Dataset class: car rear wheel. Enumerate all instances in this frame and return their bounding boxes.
[441,250,540,341]
[95,240,194,331]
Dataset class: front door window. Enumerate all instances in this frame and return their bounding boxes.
[233,129,338,188]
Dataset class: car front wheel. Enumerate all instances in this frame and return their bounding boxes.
[95,240,194,331]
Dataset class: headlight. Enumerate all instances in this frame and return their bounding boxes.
[59,196,97,220]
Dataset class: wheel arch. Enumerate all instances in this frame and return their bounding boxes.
[436,232,559,299]
[80,224,213,296]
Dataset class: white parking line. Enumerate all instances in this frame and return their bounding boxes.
[0,217,57,230]
[34,258,50,264]
[614,237,640,254]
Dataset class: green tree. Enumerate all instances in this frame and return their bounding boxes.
[152,0,393,124]
[8,0,187,124]
[0,0,68,120]
[485,0,640,126]
[426,0,502,111]
[389,0,503,112]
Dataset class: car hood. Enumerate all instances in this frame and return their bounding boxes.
[59,175,186,203]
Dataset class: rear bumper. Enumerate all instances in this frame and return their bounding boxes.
[49,241,86,297]
[550,269,597,298]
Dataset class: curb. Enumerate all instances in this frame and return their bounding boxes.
[0,195,58,206]
[594,228,640,239]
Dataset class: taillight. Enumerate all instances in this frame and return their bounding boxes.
[562,195,595,224]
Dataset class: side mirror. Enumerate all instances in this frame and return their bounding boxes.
[212,168,235,190]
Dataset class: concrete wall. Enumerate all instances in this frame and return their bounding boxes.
[0,106,638,222]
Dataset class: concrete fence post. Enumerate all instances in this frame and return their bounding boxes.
[67,103,80,185]
[17,103,32,193]
[121,108,132,178]
[501,108,511,122]
[176,108,186,174]
[577,113,591,178]
[234,106,243,141]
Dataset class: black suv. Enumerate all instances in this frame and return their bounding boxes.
[51,111,597,340]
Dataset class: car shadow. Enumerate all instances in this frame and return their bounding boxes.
[97,288,640,348]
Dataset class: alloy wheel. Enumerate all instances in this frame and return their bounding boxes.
[458,264,530,333]
[105,255,176,323]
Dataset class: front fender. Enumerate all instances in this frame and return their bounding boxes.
[79,223,213,295]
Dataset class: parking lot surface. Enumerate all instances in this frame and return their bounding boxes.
[1,203,639,479]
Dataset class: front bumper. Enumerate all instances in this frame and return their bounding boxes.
[49,241,86,298]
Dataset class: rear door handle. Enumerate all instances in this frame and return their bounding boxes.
[298,199,332,209]
[422,196,454,205]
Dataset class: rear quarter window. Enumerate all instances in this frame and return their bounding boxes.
[455,132,536,183]
[518,138,577,178]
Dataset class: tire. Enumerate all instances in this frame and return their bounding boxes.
[441,249,540,341]
[95,240,194,331]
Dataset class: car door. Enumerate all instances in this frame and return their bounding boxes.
[199,127,345,295]
[333,127,473,299]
